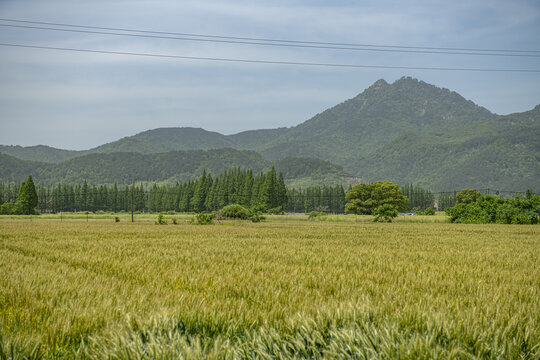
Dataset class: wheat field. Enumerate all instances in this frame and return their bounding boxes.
[0,219,538,359]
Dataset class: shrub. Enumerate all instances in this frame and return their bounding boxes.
[250,212,265,222]
[171,217,178,225]
[267,206,284,215]
[0,202,30,215]
[114,216,120,223]
[422,207,436,216]
[0,202,16,215]
[155,213,168,225]
[220,204,249,220]
[190,213,215,225]
[250,203,267,214]
[308,211,327,220]
[372,204,398,223]
[247,208,266,222]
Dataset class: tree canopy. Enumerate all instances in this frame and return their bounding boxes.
[446,191,539,224]
[345,181,408,215]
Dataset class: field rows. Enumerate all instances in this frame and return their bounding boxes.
[0,220,538,359]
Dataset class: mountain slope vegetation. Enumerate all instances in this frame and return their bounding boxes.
[0,151,357,187]
[354,105,540,190]
[250,77,496,164]
[1,77,538,191]
[0,145,80,163]
[0,149,267,185]
[91,127,236,154]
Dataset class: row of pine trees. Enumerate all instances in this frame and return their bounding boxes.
[1,168,296,214]
[400,184,436,211]
[1,170,451,215]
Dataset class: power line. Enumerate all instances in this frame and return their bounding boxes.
[2,43,539,73]
[1,17,539,54]
[2,23,539,58]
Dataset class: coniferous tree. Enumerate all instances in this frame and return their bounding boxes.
[111,183,119,212]
[16,180,27,214]
[276,172,288,208]
[26,175,38,212]
[261,166,277,209]
[217,174,229,208]
[251,172,264,207]
[242,169,254,207]
[15,176,38,214]
[192,170,208,213]
[81,180,89,210]
[179,181,194,212]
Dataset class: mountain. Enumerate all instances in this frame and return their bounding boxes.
[91,127,236,154]
[228,128,289,149]
[354,105,540,190]
[0,128,239,163]
[0,151,357,187]
[0,145,79,163]
[250,77,496,165]
[1,77,496,164]
[0,149,267,185]
[1,77,538,191]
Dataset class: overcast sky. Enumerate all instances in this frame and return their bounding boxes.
[0,0,539,150]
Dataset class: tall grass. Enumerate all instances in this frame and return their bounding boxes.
[0,220,538,359]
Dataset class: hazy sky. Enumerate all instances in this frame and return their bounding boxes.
[1,0,539,150]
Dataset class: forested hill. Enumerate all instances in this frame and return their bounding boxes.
[249,77,496,164]
[0,149,266,185]
[0,150,357,187]
[354,105,540,191]
[1,77,538,191]
[91,127,236,154]
[0,145,79,163]
[1,77,497,164]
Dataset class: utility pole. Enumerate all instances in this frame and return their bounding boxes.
[131,186,134,223]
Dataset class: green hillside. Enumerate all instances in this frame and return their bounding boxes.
[272,156,365,188]
[92,127,236,154]
[355,106,540,191]
[1,77,538,191]
[252,77,496,165]
[228,127,289,149]
[0,145,80,163]
[0,149,267,186]
[0,151,356,187]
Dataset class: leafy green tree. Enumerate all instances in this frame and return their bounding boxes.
[345,181,408,215]
[456,189,483,205]
[446,193,539,224]
[372,204,399,222]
